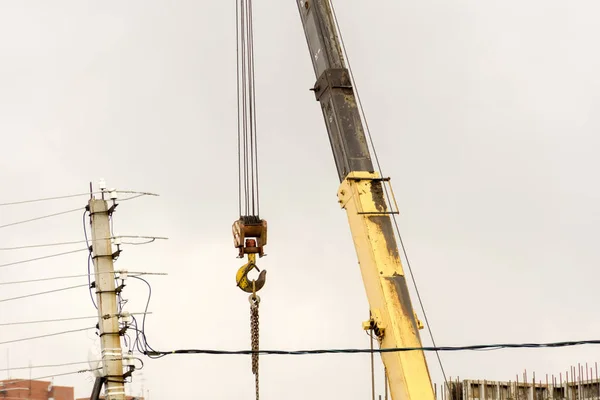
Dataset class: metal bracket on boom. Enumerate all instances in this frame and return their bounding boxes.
[362,309,386,340]
[415,313,424,330]
[311,68,353,101]
[338,172,400,215]
[233,216,268,258]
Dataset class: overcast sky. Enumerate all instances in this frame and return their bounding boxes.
[1,0,599,399]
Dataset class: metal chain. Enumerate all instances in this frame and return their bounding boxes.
[250,295,260,400]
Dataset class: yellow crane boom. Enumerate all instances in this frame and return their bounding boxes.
[295,1,436,398]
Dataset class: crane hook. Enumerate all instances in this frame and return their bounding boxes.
[236,253,267,294]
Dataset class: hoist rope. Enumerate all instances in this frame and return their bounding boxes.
[237,0,260,218]
[369,330,376,400]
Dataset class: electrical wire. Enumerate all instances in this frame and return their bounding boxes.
[132,276,151,336]
[87,252,97,310]
[0,284,89,303]
[328,0,448,385]
[0,240,88,251]
[0,190,158,207]
[0,236,166,251]
[0,327,94,346]
[116,190,159,197]
[109,213,116,246]
[121,238,155,245]
[0,193,93,207]
[2,368,102,383]
[144,339,600,357]
[117,276,165,359]
[116,276,127,316]
[0,313,151,327]
[129,276,165,359]
[126,276,596,362]
[0,316,97,326]
[128,317,164,359]
[123,331,132,352]
[83,209,97,310]
[0,271,164,286]
[0,359,110,372]
[0,207,84,229]
[0,248,88,269]
[118,194,147,202]
[0,275,87,286]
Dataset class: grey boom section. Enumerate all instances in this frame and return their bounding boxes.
[296,0,374,181]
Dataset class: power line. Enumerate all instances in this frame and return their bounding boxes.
[0,359,110,372]
[0,207,84,229]
[128,276,164,359]
[0,313,152,327]
[83,210,97,310]
[119,236,168,245]
[0,193,92,207]
[0,271,167,286]
[0,327,93,346]
[119,194,148,202]
[0,248,88,268]
[0,236,168,251]
[0,190,159,207]
[145,339,600,357]
[3,368,102,382]
[0,240,86,251]
[0,316,97,326]
[0,284,89,303]
[114,190,159,199]
[0,274,88,286]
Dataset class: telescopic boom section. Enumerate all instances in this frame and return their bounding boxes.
[296,1,435,399]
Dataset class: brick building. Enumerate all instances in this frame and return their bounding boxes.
[76,397,143,400]
[0,379,74,400]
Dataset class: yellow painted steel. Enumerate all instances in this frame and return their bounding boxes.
[236,253,267,294]
[338,171,435,400]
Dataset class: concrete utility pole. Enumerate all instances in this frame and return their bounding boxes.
[89,195,126,400]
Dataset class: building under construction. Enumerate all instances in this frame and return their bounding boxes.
[437,363,600,399]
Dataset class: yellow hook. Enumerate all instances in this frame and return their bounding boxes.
[236,253,267,294]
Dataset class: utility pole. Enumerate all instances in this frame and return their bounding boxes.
[89,191,126,400]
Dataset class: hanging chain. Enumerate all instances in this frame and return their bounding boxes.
[250,293,260,400]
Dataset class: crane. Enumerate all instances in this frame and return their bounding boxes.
[232,1,437,399]
[295,1,437,399]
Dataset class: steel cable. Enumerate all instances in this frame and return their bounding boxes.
[237,0,260,218]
